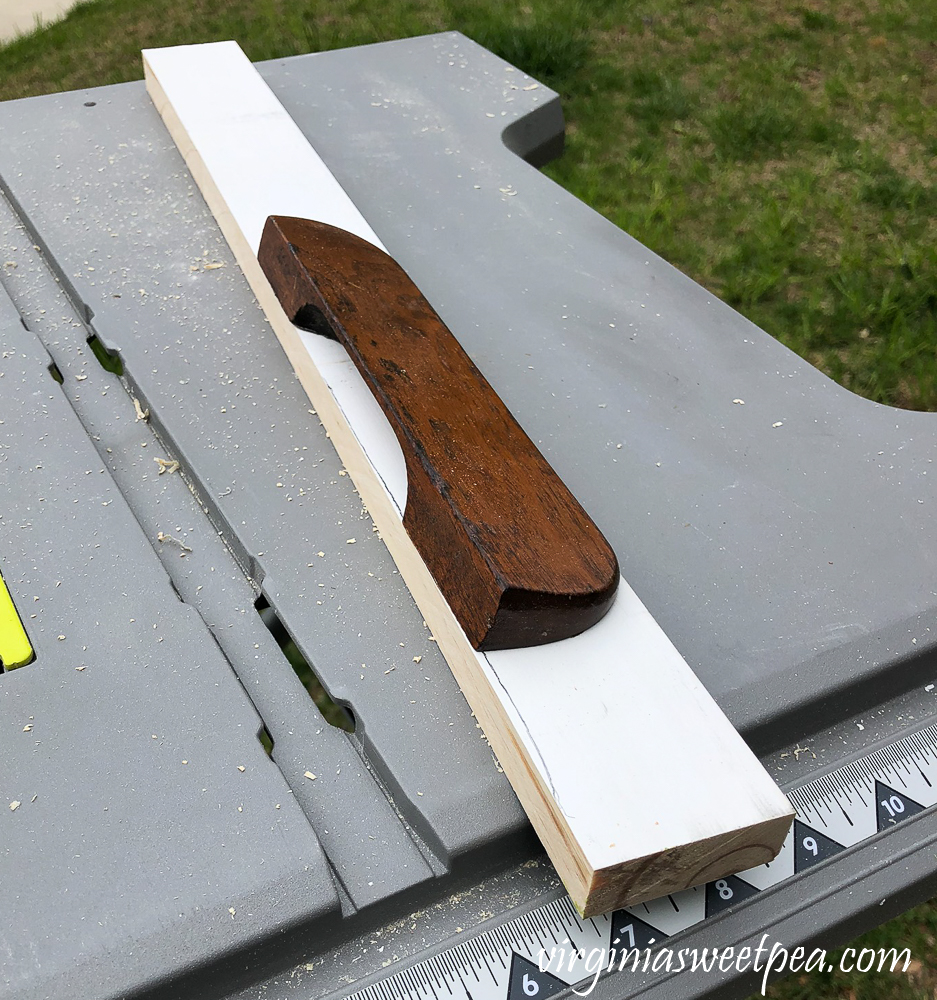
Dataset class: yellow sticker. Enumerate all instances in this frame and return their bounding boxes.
[0,571,33,669]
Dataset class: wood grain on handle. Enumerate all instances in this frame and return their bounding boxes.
[259,216,619,650]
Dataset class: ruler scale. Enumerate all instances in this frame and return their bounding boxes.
[344,723,937,1000]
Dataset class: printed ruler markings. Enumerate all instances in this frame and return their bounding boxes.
[741,835,792,890]
[346,723,937,1000]
[792,819,846,873]
[610,910,667,949]
[875,780,925,831]
[507,954,567,999]
[704,875,761,918]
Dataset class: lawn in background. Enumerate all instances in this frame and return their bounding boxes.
[2,1,936,996]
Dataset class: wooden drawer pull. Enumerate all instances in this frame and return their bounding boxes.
[259,216,619,650]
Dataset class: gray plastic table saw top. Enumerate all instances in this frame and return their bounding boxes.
[1,31,936,1000]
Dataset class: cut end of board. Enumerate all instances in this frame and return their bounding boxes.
[569,811,794,917]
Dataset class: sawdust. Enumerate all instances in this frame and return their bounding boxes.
[156,531,192,554]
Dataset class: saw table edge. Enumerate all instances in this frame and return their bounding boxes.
[142,38,793,917]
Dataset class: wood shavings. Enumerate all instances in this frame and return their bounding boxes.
[9,801,20,811]
[303,771,317,781]
[732,398,745,404]
[75,665,86,671]
[155,457,180,475]
[157,531,192,553]
[133,397,150,422]
[204,262,225,270]
[237,765,245,772]
[772,421,784,428]
[413,656,422,663]
[346,538,356,544]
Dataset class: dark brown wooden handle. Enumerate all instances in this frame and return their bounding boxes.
[258,216,618,650]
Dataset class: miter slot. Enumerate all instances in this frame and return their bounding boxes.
[86,332,124,376]
[254,594,356,733]
[258,722,274,757]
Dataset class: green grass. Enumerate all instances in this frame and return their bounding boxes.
[2,0,935,406]
[2,0,937,995]
[754,900,937,999]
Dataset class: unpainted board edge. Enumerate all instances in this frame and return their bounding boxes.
[580,812,795,918]
[142,45,793,917]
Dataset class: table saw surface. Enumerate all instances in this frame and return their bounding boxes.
[2,31,937,1000]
